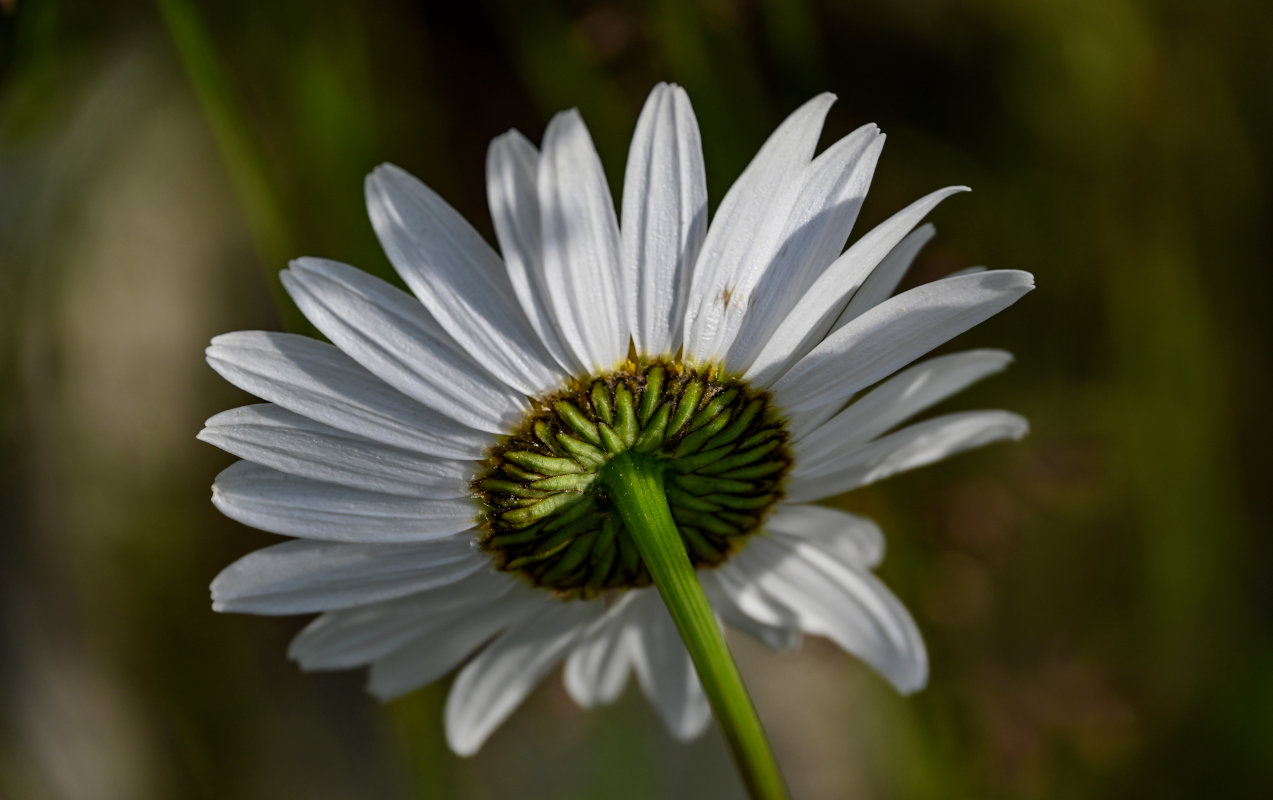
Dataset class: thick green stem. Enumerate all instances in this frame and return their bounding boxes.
[601,451,788,800]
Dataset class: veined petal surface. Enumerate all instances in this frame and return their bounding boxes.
[733,535,928,693]
[622,83,708,357]
[368,586,546,701]
[367,164,559,395]
[724,126,885,374]
[832,223,936,330]
[199,404,471,499]
[211,536,485,615]
[289,569,518,670]
[794,349,1014,460]
[282,258,525,433]
[787,410,1029,502]
[772,269,1034,422]
[538,110,626,372]
[766,503,885,569]
[683,93,835,365]
[212,461,477,543]
[746,187,968,386]
[486,130,578,374]
[207,330,488,460]
[445,601,598,756]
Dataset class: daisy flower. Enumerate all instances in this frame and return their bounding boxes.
[200,83,1032,761]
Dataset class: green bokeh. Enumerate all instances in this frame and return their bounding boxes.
[2,0,1269,797]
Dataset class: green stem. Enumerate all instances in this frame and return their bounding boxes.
[600,451,788,800]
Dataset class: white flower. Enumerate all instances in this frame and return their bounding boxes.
[200,84,1033,755]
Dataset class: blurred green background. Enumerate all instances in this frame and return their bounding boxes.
[2,0,1270,798]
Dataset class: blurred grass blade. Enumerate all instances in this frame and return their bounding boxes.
[156,0,302,329]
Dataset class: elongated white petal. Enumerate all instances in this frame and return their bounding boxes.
[282,258,526,433]
[735,535,927,693]
[289,569,519,670]
[622,83,708,357]
[199,404,471,499]
[368,587,546,702]
[211,536,484,615]
[366,164,558,395]
[766,503,885,569]
[787,410,1029,502]
[630,591,712,741]
[712,560,802,632]
[831,223,935,330]
[212,461,477,543]
[445,600,598,755]
[683,93,836,364]
[795,349,1014,462]
[539,109,626,372]
[725,127,886,374]
[207,331,489,460]
[701,572,801,652]
[746,188,968,386]
[563,592,639,708]
[486,130,578,374]
[772,270,1034,420]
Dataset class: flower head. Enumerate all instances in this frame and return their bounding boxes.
[201,83,1032,755]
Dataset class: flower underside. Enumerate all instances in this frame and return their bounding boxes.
[474,360,792,599]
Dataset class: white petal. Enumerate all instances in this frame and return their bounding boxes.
[724,127,886,374]
[746,188,968,386]
[206,331,489,460]
[538,109,626,372]
[210,536,485,615]
[486,130,579,374]
[683,93,836,365]
[711,560,803,631]
[832,223,936,329]
[794,349,1014,461]
[289,569,520,670]
[366,164,559,395]
[771,270,1034,419]
[198,404,471,499]
[736,535,927,693]
[622,83,708,357]
[630,591,712,741]
[765,503,885,569]
[445,600,597,755]
[367,586,546,702]
[786,410,1029,503]
[563,592,639,708]
[282,257,525,434]
[211,461,477,543]
[700,572,801,652]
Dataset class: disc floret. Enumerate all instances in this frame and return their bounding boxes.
[474,360,792,598]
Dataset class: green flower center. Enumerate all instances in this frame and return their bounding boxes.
[473,360,792,599]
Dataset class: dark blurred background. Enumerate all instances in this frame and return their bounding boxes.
[2,0,1269,798]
